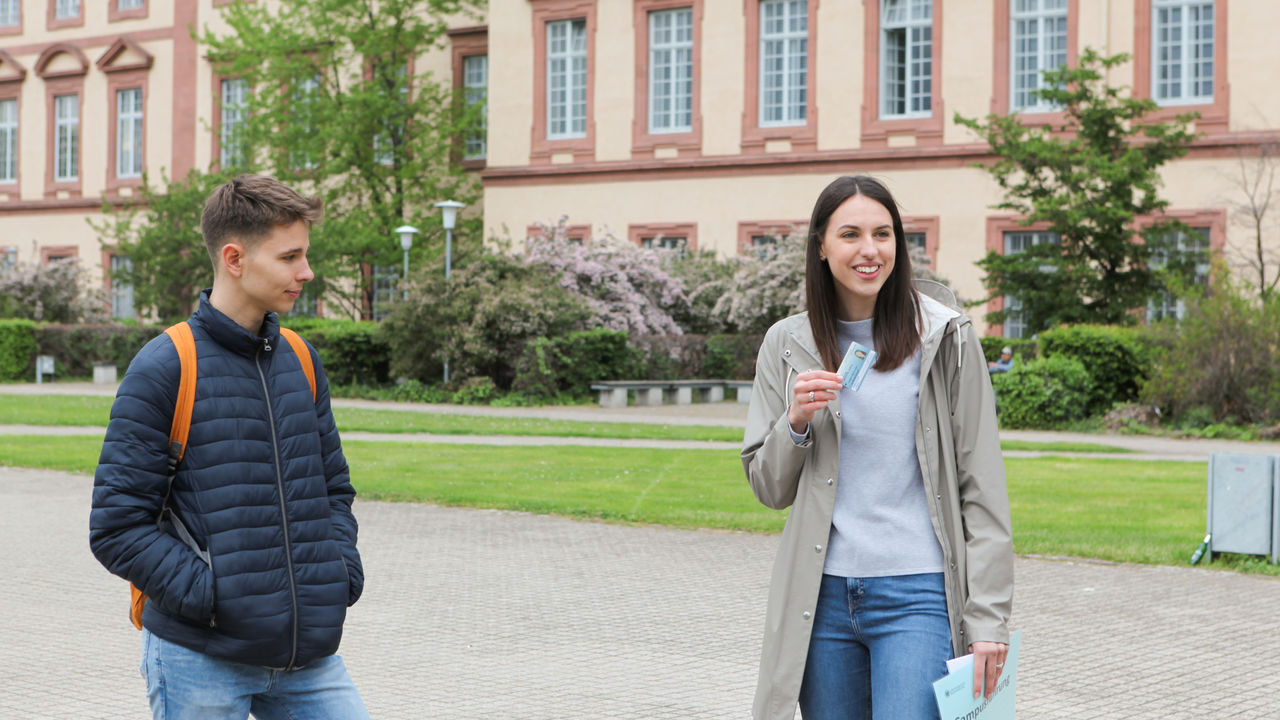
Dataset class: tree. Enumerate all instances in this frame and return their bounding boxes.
[200,0,485,318]
[92,169,228,323]
[956,48,1199,334]
[1227,141,1280,301]
[0,252,108,323]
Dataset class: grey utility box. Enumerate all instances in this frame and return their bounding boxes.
[1206,453,1280,563]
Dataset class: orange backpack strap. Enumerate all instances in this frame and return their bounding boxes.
[131,321,198,631]
[279,327,317,401]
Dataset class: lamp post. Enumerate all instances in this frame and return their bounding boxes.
[394,225,419,301]
[433,201,465,384]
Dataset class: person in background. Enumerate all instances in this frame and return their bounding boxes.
[741,175,1014,720]
[988,346,1014,374]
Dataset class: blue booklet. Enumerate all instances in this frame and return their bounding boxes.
[837,341,877,391]
[932,629,1021,720]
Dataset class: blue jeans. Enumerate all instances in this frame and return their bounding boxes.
[798,573,952,720]
[140,629,369,720]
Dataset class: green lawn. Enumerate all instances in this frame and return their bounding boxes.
[3,433,1269,575]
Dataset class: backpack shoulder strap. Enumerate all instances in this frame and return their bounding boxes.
[162,321,197,467]
[279,327,317,401]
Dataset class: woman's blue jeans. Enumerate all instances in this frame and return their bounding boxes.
[798,572,952,720]
[140,629,369,720]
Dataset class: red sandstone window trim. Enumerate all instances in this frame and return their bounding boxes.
[741,0,818,154]
[627,222,698,252]
[902,215,939,268]
[527,222,592,243]
[632,0,703,159]
[860,0,944,148]
[0,0,22,36]
[36,44,88,199]
[737,219,807,255]
[990,0,1079,124]
[530,0,597,165]
[109,0,148,22]
[98,38,153,194]
[40,244,78,265]
[47,0,83,30]
[449,26,488,171]
[1133,0,1230,135]
[0,51,24,193]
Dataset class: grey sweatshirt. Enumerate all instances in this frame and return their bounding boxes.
[823,318,944,578]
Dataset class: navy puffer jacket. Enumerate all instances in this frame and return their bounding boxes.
[90,291,363,669]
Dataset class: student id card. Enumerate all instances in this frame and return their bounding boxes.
[837,341,877,391]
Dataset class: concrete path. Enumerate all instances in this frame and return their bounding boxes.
[4,466,1279,719]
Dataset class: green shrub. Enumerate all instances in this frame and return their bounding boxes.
[992,355,1093,429]
[288,320,390,387]
[450,376,497,405]
[1142,271,1280,424]
[703,334,763,379]
[0,319,38,381]
[380,253,592,388]
[513,329,638,397]
[34,324,164,378]
[1038,324,1153,415]
[979,336,1039,365]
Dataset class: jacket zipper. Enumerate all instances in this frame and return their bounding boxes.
[919,320,961,654]
[257,339,300,670]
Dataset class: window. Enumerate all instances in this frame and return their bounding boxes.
[649,7,693,133]
[0,247,16,269]
[759,0,807,127]
[115,88,142,179]
[1011,0,1068,112]
[905,231,927,259]
[463,54,487,160]
[0,98,15,183]
[1148,227,1209,322]
[373,64,409,166]
[1152,0,1214,105]
[288,285,319,317]
[546,18,587,139]
[881,0,932,119]
[118,0,144,9]
[220,78,248,168]
[0,0,19,26]
[55,0,79,19]
[110,255,134,320]
[291,73,321,170]
[54,94,78,181]
[371,265,398,321]
[1002,230,1059,338]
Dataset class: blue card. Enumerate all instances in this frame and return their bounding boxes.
[837,341,877,391]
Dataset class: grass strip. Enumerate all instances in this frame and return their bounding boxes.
[1,434,1272,575]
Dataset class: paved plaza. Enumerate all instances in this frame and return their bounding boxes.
[3,464,1280,719]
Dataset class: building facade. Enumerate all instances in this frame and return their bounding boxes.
[482,0,1280,336]
[0,0,484,320]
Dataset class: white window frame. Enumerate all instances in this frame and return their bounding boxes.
[116,88,143,179]
[54,94,78,182]
[463,54,488,160]
[880,0,932,119]
[546,18,587,140]
[0,0,20,27]
[648,7,694,134]
[758,0,807,127]
[1148,227,1210,322]
[0,98,16,184]
[118,0,144,10]
[1002,230,1059,338]
[56,0,80,20]
[110,254,134,320]
[1152,0,1214,106]
[220,78,248,168]
[1010,0,1068,112]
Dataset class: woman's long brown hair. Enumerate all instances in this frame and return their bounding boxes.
[805,175,921,372]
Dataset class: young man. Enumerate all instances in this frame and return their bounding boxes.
[90,175,368,719]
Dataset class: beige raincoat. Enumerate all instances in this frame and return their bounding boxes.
[742,292,1014,720]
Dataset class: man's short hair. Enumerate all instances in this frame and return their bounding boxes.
[201,174,323,266]
[1001,346,1013,355]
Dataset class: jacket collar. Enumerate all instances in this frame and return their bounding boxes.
[190,288,280,359]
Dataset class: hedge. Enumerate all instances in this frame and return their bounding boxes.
[34,324,164,378]
[1038,324,1153,415]
[991,354,1093,429]
[283,318,390,387]
[0,319,38,381]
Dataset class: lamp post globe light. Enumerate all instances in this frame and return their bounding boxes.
[433,200,465,280]
[394,225,419,301]
[433,200,465,384]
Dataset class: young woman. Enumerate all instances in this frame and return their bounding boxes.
[741,175,1013,720]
